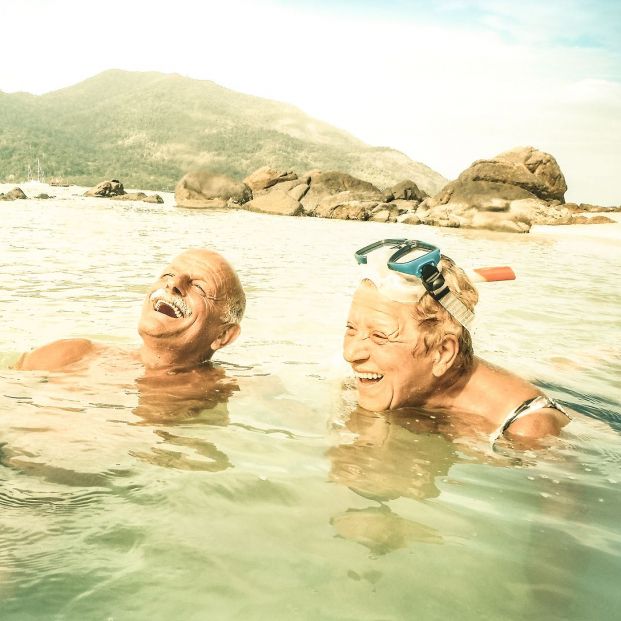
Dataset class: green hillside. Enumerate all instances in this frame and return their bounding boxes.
[0,69,446,193]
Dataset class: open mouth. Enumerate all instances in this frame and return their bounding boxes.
[355,371,384,385]
[150,290,192,319]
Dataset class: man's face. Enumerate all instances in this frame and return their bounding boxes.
[138,249,231,357]
[343,283,435,411]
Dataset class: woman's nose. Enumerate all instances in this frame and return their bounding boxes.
[343,333,370,364]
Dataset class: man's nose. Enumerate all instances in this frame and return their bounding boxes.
[167,273,189,295]
[343,333,370,364]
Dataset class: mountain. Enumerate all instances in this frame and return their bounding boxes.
[0,69,447,193]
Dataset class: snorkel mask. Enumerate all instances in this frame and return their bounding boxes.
[355,239,475,331]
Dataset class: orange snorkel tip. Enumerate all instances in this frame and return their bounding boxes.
[469,266,516,282]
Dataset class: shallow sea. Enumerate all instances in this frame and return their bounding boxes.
[1,184,620,620]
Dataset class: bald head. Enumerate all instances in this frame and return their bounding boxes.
[173,249,246,324]
[138,248,245,368]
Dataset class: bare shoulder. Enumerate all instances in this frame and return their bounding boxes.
[506,407,569,439]
[470,360,570,439]
[14,338,97,371]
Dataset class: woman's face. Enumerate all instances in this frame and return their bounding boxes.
[343,283,436,411]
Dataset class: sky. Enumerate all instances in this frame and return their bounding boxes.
[0,0,619,205]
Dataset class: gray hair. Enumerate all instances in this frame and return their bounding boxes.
[220,288,246,325]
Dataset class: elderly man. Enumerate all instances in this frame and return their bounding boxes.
[343,238,570,444]
[15,248,245,372]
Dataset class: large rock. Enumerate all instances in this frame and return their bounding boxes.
[142,194,164,204]
[243,166,298,193]
[116,192,164,204]
[175,171,251,209]
[417,199,532,233]
[422,146,571,232]
[84,179,126,197]
[313,198,378,220]
[387,179,428,202]
[458,146,567,202]
[568,215,616,225]
[244,190,304,217]
[301,171,383,216]
[0,187,27,200]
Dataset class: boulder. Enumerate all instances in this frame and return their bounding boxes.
[577,203,620,213]
[391,199,420,213]
[313,198,377,221]
[423,147,570,233]
[418,200,532,233]
[288,182,310,202]
[175,171,251,209]
[114,192,164,204]
[35,193,51,200]
[369,203,402,223]
[84,179,126,197]
[389,179,427,202]
[397,212,422,225]
[243,166,298,193]
[434,179,537,207]
[117,192,148,201]
[301,171,383,216]
[142,194,164,204]
[0,187,27,200]
[569,215,615,224]
[244,190,304,217]
[457,146,567,202]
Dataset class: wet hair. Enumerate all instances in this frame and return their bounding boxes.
[409,254,479,374]
[359,253,478,374]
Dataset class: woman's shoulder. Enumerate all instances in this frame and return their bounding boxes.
[470,359,570,440]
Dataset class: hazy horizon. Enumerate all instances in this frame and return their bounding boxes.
[1,0,619,205]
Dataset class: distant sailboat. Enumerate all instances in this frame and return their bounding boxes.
[27,158,45,183]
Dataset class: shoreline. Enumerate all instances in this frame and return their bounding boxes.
[2,181,619,241]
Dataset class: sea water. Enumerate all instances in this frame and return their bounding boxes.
[0,186,620,620]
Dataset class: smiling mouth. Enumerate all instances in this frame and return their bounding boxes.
[355,371,384,384]
[150,290,192,319]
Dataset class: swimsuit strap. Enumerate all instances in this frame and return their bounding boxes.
[490,395,570,445]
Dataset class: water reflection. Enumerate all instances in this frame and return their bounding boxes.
[328,408,464,555]
[129,365,238,471]
[132,365,237,425]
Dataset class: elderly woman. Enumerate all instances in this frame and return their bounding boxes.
[343,239,570,443]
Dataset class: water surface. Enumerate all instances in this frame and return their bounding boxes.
[1,185,620,620]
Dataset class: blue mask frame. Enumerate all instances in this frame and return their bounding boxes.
[354,238,441,279]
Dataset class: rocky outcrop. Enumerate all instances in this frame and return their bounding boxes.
[142,194,164,204]
[243,166,298,193]
[384,179,428,202]
[412,147,579,232]
[300,171,384,215]
[84,179,126,197]
[0,187,27,200]
[243,169,309,216]
[457,147,567,202]
[175,171,251,209]
[173,156,618,232]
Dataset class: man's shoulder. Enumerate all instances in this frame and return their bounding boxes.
[15,338,97,371]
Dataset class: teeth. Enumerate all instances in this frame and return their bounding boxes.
[355,372,384,380]
[150,289,192,318]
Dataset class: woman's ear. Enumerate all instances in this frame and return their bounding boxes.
[210,324,241,352]
[432,333,459,377]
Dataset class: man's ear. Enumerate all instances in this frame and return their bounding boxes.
[210,324,241,352]
[432,333,459,377]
